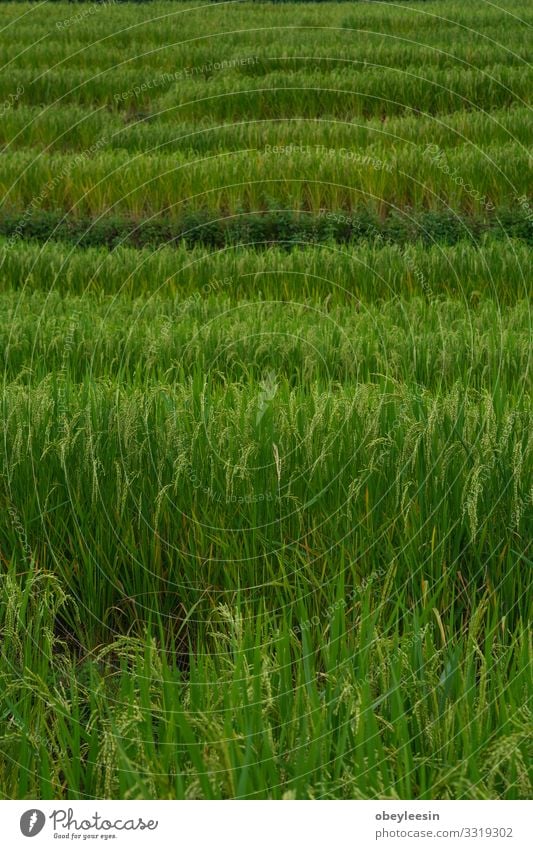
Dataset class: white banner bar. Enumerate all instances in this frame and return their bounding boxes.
[1,800,531,848]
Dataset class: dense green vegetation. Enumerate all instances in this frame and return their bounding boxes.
[0,0,531,801]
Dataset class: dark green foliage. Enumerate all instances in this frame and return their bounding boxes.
[1,206,531,250]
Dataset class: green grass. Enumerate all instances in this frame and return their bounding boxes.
[0,0,531,801]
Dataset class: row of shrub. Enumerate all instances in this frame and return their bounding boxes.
[1,207,530,250]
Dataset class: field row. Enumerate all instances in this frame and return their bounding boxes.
[3,65,530,117]
[1,145,529,217]
[1,303,530,798]
[2,377,530,631]
[3,36,530,73]
[2,239,530,302]
[2,106,531,155]
[1,293,529,390]
[2,560,529,799]
[3,209,532,257]
[5,0,530,43]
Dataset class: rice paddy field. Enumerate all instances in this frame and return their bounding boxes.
[0,0,531,801]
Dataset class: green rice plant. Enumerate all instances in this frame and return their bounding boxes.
[1,560,530,798]
[0,374,530,639]
[2,105,531,156]
[0,0,530,803]
[2,62,530,116]
[155,66,532,122]
[0,293,530,393]
[3,0,531,57]
[0,144,528,219]
[2,35,528,76]
[1,238,530,303]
